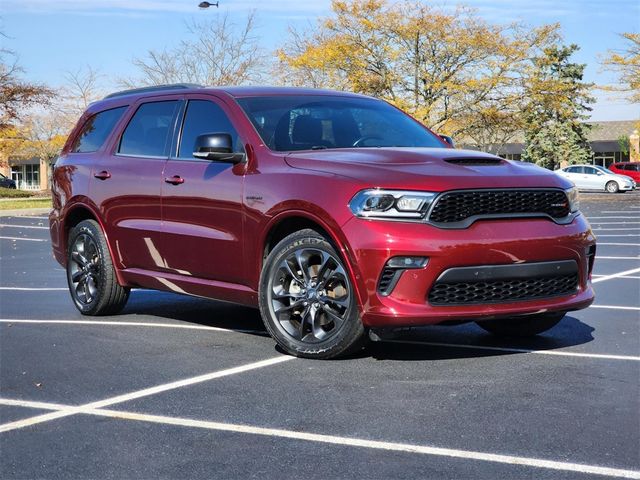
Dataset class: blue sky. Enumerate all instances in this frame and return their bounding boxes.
[2,0,639,121]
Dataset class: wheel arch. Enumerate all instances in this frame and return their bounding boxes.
[259,210,366,313]
[62,202,127,286]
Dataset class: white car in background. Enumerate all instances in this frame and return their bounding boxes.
[555,165,636,193]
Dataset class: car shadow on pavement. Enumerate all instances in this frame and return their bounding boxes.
[122,289,268,336]
[367,316,595,361]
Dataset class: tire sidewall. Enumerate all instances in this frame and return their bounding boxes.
[66,221,108,315]
[259,231,365,359]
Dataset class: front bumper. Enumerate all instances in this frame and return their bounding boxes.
[341,215,596,328]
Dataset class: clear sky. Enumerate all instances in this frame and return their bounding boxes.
[2,0,639,121]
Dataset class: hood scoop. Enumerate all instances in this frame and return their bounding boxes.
[445,157,504,166]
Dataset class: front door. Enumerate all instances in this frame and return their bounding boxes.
[160,97,245,284]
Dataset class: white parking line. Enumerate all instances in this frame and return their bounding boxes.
[0,236,47,242]
[0,287,68,291]
[593,228,640,231]
[591,305,640,311]
[385,339,640,362]
[3,215,49,220]
[0,224,48,229]
[0,399,637,479]
[0,319,265,335]
[0,355,293,433]
[595,235,640,238]
[587,216,640,219]
[593,274,640,280]
[598,243,640,246]
[599,211,640,214]
[590,222,640,224]
[595,256,640,260]
[592,267,640,283]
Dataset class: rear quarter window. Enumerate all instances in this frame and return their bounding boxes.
[72,106,127,153]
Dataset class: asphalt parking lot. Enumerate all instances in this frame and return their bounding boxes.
[1,192,639,479]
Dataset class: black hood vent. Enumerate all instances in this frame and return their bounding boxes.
[445,157,504,165]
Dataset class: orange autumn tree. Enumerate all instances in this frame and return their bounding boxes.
[277,0,559,152]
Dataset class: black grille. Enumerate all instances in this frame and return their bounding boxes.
[428,190,570,224]
[378,268,397,295]
[428,274,579,306]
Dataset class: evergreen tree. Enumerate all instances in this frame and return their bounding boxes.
[522,44,593,170]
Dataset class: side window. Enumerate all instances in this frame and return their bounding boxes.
[118,101,179,157]
[178,100,241,159]
[626,164,638,172]
[72,106,127,153]
[584,167,596,175]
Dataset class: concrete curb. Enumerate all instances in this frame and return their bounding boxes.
[0,208,51,218]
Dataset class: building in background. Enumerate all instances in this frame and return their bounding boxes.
[478,120,639,168]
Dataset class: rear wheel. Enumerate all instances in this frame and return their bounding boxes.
[66,220,129,315]
[259,229,367,359]
[475,312,565,337]
[605,181,619,193]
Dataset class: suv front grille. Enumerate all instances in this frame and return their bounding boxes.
[427,189,570,226]
[428,273,579,306]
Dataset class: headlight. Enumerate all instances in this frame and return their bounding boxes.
[349,189,436,220]
[565,186,579,213]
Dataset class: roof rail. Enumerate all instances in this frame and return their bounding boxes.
[103,83,203,100]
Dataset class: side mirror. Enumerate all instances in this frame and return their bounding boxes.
[193,133,245,164]
[439,134,455,148]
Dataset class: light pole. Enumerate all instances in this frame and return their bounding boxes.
[198,1,219,8]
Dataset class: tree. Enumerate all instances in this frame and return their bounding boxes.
[125,12,265,87]
[600,33,640,102]
[521,44,594,170]
[276,0,559,151]
[0,42,54,171]
[0,46,53,129]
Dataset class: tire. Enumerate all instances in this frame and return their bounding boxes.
[605,181,619,193]
[476,312,565,337]
[66,219,129,315]
[258,229,367,359]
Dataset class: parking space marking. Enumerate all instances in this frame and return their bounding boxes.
[591,305,640,311]
[592,267,640,283]
[0,287,68,291]
[587,216,640,219]
[0,399,638,479]
[385,340,640,362]
[595,235,640,238]
[593,274,640,280]
[590,222,640,224]
[598,243,640,246]
[0,355,293,433]
[599,211,640,214]
[595,256,640,260]
[0,236,47,242]
[0,319,264,335]
[1,216,49,220]
[0,224,48,230]
[593,228,640,231]
[2,318,636,361]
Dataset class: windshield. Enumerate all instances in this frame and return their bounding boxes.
[236,95,444,152]
[593,166,614,174]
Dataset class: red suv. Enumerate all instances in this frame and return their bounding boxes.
[50,85,596,359]
[609,162,640,183]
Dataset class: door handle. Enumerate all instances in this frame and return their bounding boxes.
[164,175,185,185]
[94,171,111,180]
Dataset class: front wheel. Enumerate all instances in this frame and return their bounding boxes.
[258,229,367,359]
[66,219,130,315]
[475,312,565,337]
[605,181,619,193]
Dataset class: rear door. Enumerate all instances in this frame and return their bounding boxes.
[91,97,181,271]
[160,95,246,284]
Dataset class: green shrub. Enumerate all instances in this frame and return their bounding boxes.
[0,187,33,198]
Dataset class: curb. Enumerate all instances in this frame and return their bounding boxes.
[0,208,51,217]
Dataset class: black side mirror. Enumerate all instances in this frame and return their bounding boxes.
[193,133,245,164]
[439,135,455,148]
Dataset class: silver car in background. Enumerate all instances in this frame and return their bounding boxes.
[555,165,636,193]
